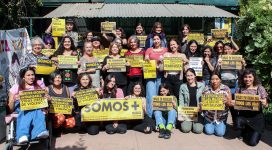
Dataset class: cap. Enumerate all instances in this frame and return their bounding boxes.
[91,36,101,42]
[66,18,74,24]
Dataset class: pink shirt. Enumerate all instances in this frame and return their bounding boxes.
[145,47,168,61]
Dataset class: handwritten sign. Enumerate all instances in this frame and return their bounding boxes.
[52,18,65,37]
[201,94,224,110]
[126,55,143,67]
[58,55,78,69]
[163,57,183,71]
[137,36,147,48]
[221,55,242,70]
[36,58,56,75]
[93,49,109,63]
[188,33,205,45]
[81,98,143,121]
[152,96,175,111]
[234,94,260,111]
[74,89,98,106]
[41,49,56,57]
[143,60,156,79]
[107,58,126,72]
[211,29,228,39]
[20,90,48,111]
[178,107,198,121]
[49,97,73,114]
[101,22,116,33]
[189,57,203,77]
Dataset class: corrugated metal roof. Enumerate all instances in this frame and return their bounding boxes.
[43,3,238,18]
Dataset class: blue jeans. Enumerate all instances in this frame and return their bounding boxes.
[154,109,177,127]
[146,76,163,117]
[15,101,47,141]
[204,119,226,137]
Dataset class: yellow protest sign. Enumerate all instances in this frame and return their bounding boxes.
[152,96,175,111]
[85,62,98,70]
[201,94,224,110]
[58,55,78,69]
[189,57,203,77]
[81,98,143,121]
[163,57,183,71]
[188,33,205,45]
[101,22,116,33]
[178,107,198,121]
[20,90,48,111]
[211,29,228,39]
[41,49,56,57]
[49,97,73,114]
[120,49,128,56]
[36,58,56,75]
[74,89,98,106]
[93,49,109,63]
[143,60,156,79]
[52,18,65,37]
[221,55,242,70]
[107,58,126,72]
[126,55,143,67]
[136,36,147,48]
[234,94,260,111]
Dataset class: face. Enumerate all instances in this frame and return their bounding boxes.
[129,39,138,50]
[243,74,254,87]
[92,40,101,49]
[110,44,119,55]
[80,75,90,88]
[63,38,72,50]
[169,40,179,52]
[224,45,234,55]
[203,48,212,58]
[153,35,161,47]
[87,32,93,41]
[44,40,53,49]
[53,75,62,86]
[182,26,190,36]
[133,85,142,96]
[32,40,42,54]
[160,87,169,96]
[66,23,74,31]
[84,43,93,55]
[155,26,162,34]
[189,43,197,53]
[210,75,221,89]
[24,70,35,85]
[107,77,116,89]
[186,71,196,84]
[136,25,143,34]
[216,43,224,54]
[116,29,122,37]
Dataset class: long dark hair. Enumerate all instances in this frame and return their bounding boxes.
[74,73,93,91]
[239,68,261,88]
[53,36,76,56]
[130,82,145,97]
[168,38,181,52]
[158,83,171,96]
[103,74,117,98]
[151,22,165,34]
[213,40,224,54]
[18,67,41,91]
[202,45,215,58]
[185,40,201,57]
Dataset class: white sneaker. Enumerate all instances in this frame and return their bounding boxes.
[18,135,28,144]
[37,131,49,139]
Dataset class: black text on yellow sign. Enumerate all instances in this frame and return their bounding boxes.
[101,22,116,33]
[19,90,48,111]
[85,62,98,70]
[143,60,156,79]
[36,58,56,75]
[81,98,144,121]
[152,96,175,111]
[163,57,183,71]
[178,107,198,121]
[52,18,65,37]
[126,55,144,67]
[107,58,126,72]
[58,55,78,69]
[221,55,243,70]
[234,94,260,111]
[201,94,224,110]
[188,33,205,45]
[74,89,98,106]
[93,49,109,63]
[49,97,73,114]
[136,36,147,48]
[211,29,228,39]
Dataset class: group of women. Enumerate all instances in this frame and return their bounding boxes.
[7,22,268,147]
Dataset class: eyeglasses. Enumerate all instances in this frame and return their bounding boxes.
[46,43,52,45]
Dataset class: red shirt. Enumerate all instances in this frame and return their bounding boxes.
[145,47,168,61]
[125,50,145,77]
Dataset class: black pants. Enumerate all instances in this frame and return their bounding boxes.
[132,115,155,133]
[127,76,143,96]
[86,122,100,135]
[165,74,183,103]
[105,122,127,134]
[236,117,262,146]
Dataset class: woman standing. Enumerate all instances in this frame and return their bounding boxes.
[178,24,191,53]
[202,46,217,85]
[145,22,167,49]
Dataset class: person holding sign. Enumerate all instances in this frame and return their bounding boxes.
[202,73,232,137]
[234,69,268,146]
[125,36,145,95]
[64,19,79,48]
[179,68,205,134]
[145,22,167,49]
[178,24,191,53]
[7,67,49,143]
[145,34,168,117]
[202,46,217,85]
[154,84,177,139]
[213,41,224,59]
[78,41,101,88]
[102,42,128,95]
[115,27,128,49]
[185,40,202,58]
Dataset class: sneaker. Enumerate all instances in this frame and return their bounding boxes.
[37,131,49,139]
[158,128,165,138]
[18,135,28,144]
[164,129,171,139]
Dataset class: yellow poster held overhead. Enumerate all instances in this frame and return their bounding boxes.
[125,55,143,67]
[81,98,143,121]
[36,58,56,75]
[178,107,198,121]
[107,58,126,72]
[234,94,260,111]
[74,89,98,106]
[49,97,73,114]
[101,22,116,33]
[152,96,176,111]
[58,55,78,69]
[20,90,48,111]
[201,94,224,110]
[211,29,228,39]
[163,57,183,71]
[52,18,65,37]
[188,33,205,45]
[143,60,156,79]
[221,55,242,70]
[93,49,109,63]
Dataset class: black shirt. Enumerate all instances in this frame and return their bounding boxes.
[188,84,197,107]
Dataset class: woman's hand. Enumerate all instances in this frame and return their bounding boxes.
[230,100,236,107]
[260,99,268,108]
[172,100,177,108]
[125,61,131,67]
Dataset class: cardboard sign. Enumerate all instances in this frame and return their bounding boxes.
[81,98,143,121]
[107,58,126,72]
[221,55,242,70]
[74,89,98,106]
[201,94,224,110]
[189,57,203,77]
[85,62,98,70]
[163,57,183,71]
[52,18,65,37]
[58,55,78,69]
[211,29,228,39]
[152,96,175,111]
[36,58,56,75]
[178,107,198,121]
[93,49,109,63]
[143,60,156,79]
[126,55,143,67]
[49,97,73,114]
[20,90,48,111]
[234,94,260,111]
[41,49,56,57]
[188,33,205,45]
[101,22,116,33]
[136,36,147,48]
[120,49,128,57]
